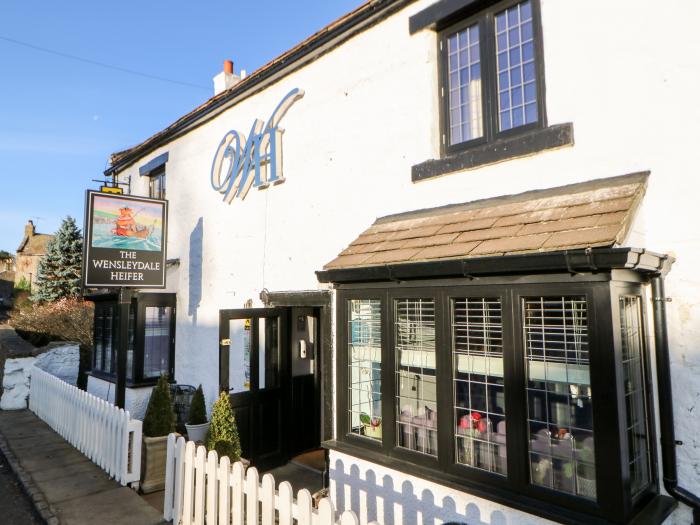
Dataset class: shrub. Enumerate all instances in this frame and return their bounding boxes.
[188,385,207,425]
[11,297,94,389]
[143,375,175,438]
[205,392,241,462]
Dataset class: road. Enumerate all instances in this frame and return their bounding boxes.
[0,450,42,525]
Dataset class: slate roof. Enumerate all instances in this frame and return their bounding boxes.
[106,0,410,175]
[324,172,648,270]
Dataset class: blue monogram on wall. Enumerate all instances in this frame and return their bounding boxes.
[210,88,305,204]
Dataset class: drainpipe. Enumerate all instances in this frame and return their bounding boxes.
[651,275,700,524]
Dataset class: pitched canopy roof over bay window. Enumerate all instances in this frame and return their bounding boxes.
[323,172,649,270]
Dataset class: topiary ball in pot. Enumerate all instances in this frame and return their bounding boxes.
[205,391,242,463]
[185,384,210,443]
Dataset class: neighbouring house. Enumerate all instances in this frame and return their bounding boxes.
[85,1,700,524]
[15,221,53,291]
[0,253,14,307]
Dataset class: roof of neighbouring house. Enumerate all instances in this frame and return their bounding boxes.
[323,172,648,270]
[17,233,53,256]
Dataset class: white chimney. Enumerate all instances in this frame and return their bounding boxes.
[213,59,241,96]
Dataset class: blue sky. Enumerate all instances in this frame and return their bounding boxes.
[0,0,363,252]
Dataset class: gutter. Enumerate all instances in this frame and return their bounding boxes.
[651,272,700,525]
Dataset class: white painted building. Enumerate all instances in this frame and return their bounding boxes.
[86,1,700,523]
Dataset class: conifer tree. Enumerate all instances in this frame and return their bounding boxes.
[205,391,242,462]
[32,216,83,302]
[188,385,208,425]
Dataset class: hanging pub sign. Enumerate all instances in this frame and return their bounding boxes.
[210,87,304,204]
[82,190,168,288]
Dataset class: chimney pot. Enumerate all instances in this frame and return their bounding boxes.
[223,60,233,74]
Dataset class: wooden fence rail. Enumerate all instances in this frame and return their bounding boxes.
[28,366,142,486]
[164,434,378,525]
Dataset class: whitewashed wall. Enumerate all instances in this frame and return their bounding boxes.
[330,450,556,525]
[115,0,700,522]
[86,375,152,420]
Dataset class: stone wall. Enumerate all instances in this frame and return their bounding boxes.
[0,342,79,410]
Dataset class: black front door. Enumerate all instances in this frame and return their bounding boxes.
[219,308,288,470]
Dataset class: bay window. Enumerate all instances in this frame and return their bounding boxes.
[91,293,175,384]
[335,276,661,524]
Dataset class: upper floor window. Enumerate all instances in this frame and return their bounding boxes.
[148,167,166,200]
[441,0,545,151]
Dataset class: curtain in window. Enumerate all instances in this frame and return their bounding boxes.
[143,306,172,378]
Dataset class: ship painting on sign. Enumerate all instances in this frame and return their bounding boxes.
[90,195,163,252]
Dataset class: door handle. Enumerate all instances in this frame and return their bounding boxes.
[220,338,231,346]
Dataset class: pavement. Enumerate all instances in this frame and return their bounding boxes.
[0,447,42,524]
[0,409,164,525]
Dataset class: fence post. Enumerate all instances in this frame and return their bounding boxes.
[206,450,219,525]
[318,498,335,525]
[173,436,186,524]
[245,467,259,525]
[261,473,275,525]
[218,456,231,525]
[231,461,245,525]
[278,481,293,525]
[297,488,313,525]
[194,446,206,525]
[182,441,196,525]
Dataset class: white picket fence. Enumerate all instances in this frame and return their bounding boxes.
[164,434,378,525]
[28,366,142,486]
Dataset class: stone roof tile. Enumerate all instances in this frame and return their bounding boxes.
[323,172,648,270]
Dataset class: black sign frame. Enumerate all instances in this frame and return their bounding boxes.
[82,190,168,289]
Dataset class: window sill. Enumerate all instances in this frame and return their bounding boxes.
[322,439,675,525]
[87,371,160,389]
[411,122,574,182]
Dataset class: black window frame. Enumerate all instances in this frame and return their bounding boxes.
[91,293,176,386]
[333,273,663,525]
[148,166,166,200]
[438,0,548,157]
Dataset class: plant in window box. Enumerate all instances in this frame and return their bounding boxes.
[141,374,176,493]
[359,413,382,439]
[184,385,209,443]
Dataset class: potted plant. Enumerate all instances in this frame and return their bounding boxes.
[185,385,209,443]
[205,391,245,465]
[141,374,176,493]
[360,412,382,439]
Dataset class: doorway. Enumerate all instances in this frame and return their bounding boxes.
[219,305,322,471]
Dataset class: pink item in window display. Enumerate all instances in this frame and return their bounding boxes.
[477,419,487,433]
[459,415,470,430]
[370,416,380,428]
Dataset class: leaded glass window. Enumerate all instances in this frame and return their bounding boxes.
[396,298,437,456]
[453,298,506,474]
[143,306,172,378]
[524,296,596,500]
[447,23,483,145]
[349,299,382,441]
[495,0,538,130]
[620,296,652,496]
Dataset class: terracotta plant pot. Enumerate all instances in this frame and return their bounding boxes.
[185,421,210,443]
[141,435,169,494]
